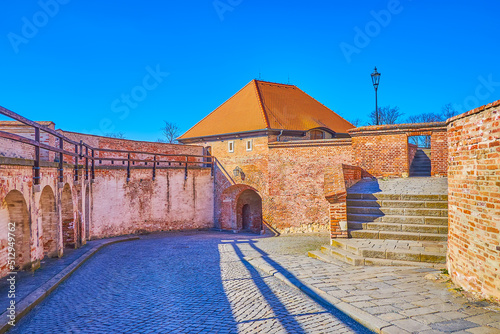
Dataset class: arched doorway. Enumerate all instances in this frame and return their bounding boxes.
[40,186,58,258]
[1,190,31,270]
[242,204,251,230]
[85,185,90,241]
[61,184,75,248]
[236,189,262,233]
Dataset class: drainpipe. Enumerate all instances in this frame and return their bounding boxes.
[277,130,284,142]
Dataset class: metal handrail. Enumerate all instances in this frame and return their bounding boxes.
[0,105,214,184]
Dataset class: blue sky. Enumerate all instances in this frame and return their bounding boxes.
[1,0,499,141]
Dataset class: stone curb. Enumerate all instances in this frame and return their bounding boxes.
[0,236,140,334]
[245,256,391,334]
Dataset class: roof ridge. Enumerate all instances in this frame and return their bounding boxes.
[253,80,270,129]
[254,80,296,87]
[178,80,257,139]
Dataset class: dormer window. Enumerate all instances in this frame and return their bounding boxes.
[310,130,324,140]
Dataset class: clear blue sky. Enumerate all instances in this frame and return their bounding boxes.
[1,0,499,141]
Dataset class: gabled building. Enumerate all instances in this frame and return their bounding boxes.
[178,80,355,234]
[178,79,353,144]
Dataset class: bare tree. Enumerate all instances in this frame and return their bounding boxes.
[160,121,181,143]
[105,132,126,139]
[406,105,459,147]
[441,103,459,120]
[348,118,363,127]
[407,113,441,124]
[368,105,403,125]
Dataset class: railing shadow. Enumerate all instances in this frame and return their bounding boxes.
[230,239,374,334]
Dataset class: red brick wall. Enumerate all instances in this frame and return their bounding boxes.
[349,123,448,177]
[325,164,364,239]
[212,136,353,233]
[209,136,270,231]
[267,139,353,233]
[351,132,408,177]
[431,131,448,176]
[447,100,500,303]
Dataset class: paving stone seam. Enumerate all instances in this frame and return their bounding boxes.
[0,236,140,334]
[244,256,392,334]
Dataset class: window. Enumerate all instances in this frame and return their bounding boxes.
[228,141,234,153]
[310,130,324,140]
[246,139,253,151]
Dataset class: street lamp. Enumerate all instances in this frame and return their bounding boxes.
[371,67,381,125]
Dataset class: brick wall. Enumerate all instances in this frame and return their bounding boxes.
[324,164,364,238]
[210,136,269,230]
[430,131,448,176]
[349,123,448,177]
[447,100,500,303]
[0,121,56,161]
[351,132,408,177]
[90,166,214,238]
[211,136,354,233]
[267,139,353,233]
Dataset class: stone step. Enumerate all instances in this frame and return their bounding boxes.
[347,193,448,201]
[347,206,447,217]
[410,167,431,172]
[349,230,447,241]
[309,246,444,268]
[410,173,432,177]
[349,215,448,226]
[347,222,448,234]
[346,199,448,209]
[329,242,446,263]
[318,246,364,266]
[347,213,448,224]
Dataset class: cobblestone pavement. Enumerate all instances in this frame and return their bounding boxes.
[8,232,370,333]
[240,237,500,334]
[0,237,128,312]
[348,178,448,195]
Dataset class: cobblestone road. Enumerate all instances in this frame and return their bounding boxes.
[9,232,370,333]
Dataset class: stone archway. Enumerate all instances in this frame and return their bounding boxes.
[1,190,31,271]
[219,184,262,233]
[61,184,75,248]
[40,186,59,257]
[236,189,262,233]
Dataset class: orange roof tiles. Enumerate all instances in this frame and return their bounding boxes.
[178,80,354,139]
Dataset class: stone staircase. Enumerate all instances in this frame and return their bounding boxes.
[347,193,448,241]
[309,178,449,267]
[410,149,431,177]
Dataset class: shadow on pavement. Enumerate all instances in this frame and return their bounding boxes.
[231,239,374,334]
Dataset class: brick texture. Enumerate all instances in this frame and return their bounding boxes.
[267,139,353,233]
[0,121,56,161]
[447,100,500,303]
[349,123,448,177]
[324,164,365,238]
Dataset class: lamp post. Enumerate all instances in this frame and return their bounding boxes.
[371,67,381,125]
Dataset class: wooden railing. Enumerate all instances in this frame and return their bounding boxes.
[0,105,214,184]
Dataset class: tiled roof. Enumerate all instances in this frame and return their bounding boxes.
[178,80,353,139]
